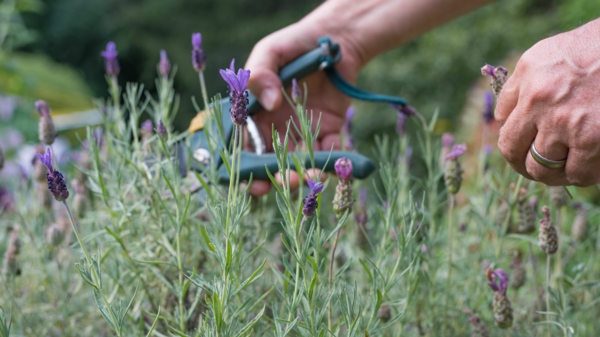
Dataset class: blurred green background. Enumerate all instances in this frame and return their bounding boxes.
[1,0,599,142]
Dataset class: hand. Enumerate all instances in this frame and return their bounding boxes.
[495,19,600,187]
[243,21,365,196]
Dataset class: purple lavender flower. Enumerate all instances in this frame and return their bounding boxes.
[302,180,324,218]
[101,42,120,77]
[220,59,251,125]
[442,133,454,149]
[37,148,69,202]
[159,50,171,78]
[343,106,355,134]
[487,268,509,295]
[291,78,302,104]
[157,118,168,138]
[483,91,494,124]
[35,100,50,117]
[446,144,467,160]
[334,157,353,182]
[191,33,206,72]
[141,120,154,135]
[481,64,508,97]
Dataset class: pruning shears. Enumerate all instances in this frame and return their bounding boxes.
[184,37,409,184]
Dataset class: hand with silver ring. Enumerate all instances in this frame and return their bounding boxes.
[495,18,600,187]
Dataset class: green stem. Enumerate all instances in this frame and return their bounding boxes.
[546,253,551,337]
[199,72,210,114]
[328,228,341,330]
[445,193,455,327]
[288,216,306,321]
[63,201,122,337]
[177,229,185,331]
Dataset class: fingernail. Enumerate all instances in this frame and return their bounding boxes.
[260,88,277,111]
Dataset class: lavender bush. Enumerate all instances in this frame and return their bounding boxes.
[0,41,599,337]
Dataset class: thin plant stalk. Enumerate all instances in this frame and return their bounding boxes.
[445,193,455,325]
[546,254,552,337]
[62,201,122,337]
[328,229,341,329]
[199,72,210,114]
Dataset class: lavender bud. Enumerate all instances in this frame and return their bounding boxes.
[571,207,587,242]
[36,100,56,145]
[464,310,489,337]
[509,257,526,290]
[220,59,251,126]
[538,206,558,254]
[481,64,508,96]
[37,147,69,202]
[3,227,21,277]
[157,118,168,138]
[101,42,120,77]
[496,201,513,230]
[302,180,324,218]
[46,223,65,246]
[291,78,302,104]
[377,306,392,323]
[444,144,467,194]
[548,186,567,208]
[159,50,171,78]
[516,188,535,234]
[191,33,206,72]
[482,91,494,125]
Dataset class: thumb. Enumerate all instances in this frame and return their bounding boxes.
[245,26,316,112]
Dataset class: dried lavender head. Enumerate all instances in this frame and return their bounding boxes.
[377,306,392,323]
[539,205,558,254]
[101,42,120,77]
[37,182,53,210]
[157,118,168,138]
[291,78,302,104]
[354,188,368,226]
[482,91,494,125]
[302,180,324,218]
[191,32,206,72]
[37,147,69,202]
[333,158,354,219]
[571,206,587,242]
[220,59,251,126]
[517,188,536,234]
[509,257,526,290]
[159,50,171,78]
[36,100,55,145]
[486,268,513,329]
[464,310,489,337]
[496,201,513,231]
[3,227,21,277]
[481,64,508,97]
[548,186,567,208]
[444,144,467,194]
[46,223,65,246]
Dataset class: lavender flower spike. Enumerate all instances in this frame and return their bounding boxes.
[35,100,51,117]
[481,64,508,97]
[291,78,302,104]
[303,180,324,218]
[191,32,206,72]
[101,42,120,76]
[159,50,171,78]
[37,148,69,202]
[157,118,168,138]
[36,100,55,145]
[220,59,251,125]
[483,91,494,125]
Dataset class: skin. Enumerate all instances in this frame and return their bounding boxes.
[244,0,600,195]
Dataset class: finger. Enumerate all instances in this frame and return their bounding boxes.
[525,131,569,186]
[494,75,519,126]
[304,169,327,183]
[248,180,272,196]
[319,134,342,152]
[275,170,300,189]
[497,105,536,179]
[565,148,600,187]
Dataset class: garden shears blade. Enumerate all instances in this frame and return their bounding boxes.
[183,37,379,186]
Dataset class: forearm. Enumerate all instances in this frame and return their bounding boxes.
[300,0,494,66]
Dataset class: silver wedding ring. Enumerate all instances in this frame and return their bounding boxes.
[530,142,567,169]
